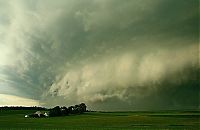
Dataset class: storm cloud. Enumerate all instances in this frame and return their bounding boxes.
[0,0,199,110]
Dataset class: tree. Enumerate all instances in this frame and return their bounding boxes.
[79,103,87,113]
[61,106,69,115]
[68,106,75,114]
[49,106,62,117]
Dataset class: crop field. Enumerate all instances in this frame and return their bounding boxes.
[0,110,199,130]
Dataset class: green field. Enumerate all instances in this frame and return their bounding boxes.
[0,110,199,130]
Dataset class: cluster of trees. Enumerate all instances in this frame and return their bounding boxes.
[49,103,87,117]
[0,103,87,118]
[0,106,46,111]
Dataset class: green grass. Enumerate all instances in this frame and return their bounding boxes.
[0,110,199,130]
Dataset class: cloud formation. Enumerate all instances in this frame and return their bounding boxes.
[0,0,199,110]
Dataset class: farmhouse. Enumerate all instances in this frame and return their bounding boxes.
[35,111,42,117]
[25,111,48,118]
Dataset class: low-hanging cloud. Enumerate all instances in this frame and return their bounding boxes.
[0,0,199,110]
[44,43,198,107]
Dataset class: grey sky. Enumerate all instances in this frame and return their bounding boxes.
[0,0,199,110]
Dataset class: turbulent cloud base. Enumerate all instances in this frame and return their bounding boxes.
[0,0,199,110]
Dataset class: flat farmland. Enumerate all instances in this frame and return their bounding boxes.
[0,110,199,130]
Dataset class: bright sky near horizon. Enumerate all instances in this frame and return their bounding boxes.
[0,94,39,106]
[0,0,199,110]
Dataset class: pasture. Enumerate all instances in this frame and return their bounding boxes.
[0,110,199,130]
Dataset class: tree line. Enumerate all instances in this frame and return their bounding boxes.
[0,103,87,117]
[49,103,87,117]
[0,106,46,111]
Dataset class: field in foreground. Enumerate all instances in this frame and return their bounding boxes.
[0,110,199,130]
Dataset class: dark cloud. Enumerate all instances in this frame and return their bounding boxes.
[0,0,199,110]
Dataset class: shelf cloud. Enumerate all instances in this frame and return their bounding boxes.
[0,0,199,110]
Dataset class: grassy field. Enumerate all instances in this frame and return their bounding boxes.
[0,110,199,130]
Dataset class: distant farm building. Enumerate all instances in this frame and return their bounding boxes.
[25,111,48,118]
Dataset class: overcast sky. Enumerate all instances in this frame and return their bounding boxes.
[0,0,199,110]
